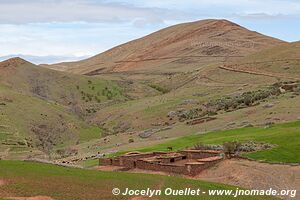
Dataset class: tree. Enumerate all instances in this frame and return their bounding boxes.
[223,141,241,158]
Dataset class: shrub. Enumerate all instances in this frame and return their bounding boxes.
[223,141,241,158]
[193,143,222,151]
[149,84,170,94]
[193,143,208,150]
[128,138,134,143]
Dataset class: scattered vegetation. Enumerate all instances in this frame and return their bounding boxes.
[193,143,222,151]
[207,86,281,110]
[149,84,170,94]
[56,147,78,158]
[31,123,67,154]
[173,81,300,121]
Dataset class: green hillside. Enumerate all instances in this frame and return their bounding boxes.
[0,58,126,159]
[114,120,300,163]
[0,160,276,200]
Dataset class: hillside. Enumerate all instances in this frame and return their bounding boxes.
[46,19,285,75]
[0,160,276,200]
[220,41,300,79]
[0,58,128,159]
[1,21,299,178]
[0,58,126,106]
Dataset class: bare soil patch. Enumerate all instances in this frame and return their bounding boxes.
[0,179,5,186]
[96,165,128,171]
[96,158,299,200]
[195,159,300,199]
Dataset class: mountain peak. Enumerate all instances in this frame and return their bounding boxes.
[209,19,241,27]
[0,57,29,68]
[46,19,285,74]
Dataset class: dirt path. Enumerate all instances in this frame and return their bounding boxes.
[219,65,298,80]
[195,159,300,199]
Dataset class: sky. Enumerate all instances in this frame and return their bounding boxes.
[0,0,299,64]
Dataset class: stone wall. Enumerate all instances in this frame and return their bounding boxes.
[99,151,223,176]
[119,152,157,168]
[112,158,121,166]
[185,163,206,176]
[159,156,183,164]
[122,159,136,168]
[180,150,221,159]
[136,160,186,174]
[99,158,112,166]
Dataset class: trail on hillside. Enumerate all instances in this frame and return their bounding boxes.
[219,65,298,80]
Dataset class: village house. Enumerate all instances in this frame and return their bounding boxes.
[99,150,224,176]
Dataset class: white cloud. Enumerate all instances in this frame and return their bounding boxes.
[0,0,299,24]
[0,22,161,59]
[0,0,184,25]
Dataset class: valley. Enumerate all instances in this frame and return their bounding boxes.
[0,19,299,200]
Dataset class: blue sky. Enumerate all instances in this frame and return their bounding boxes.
[0,0,299,64]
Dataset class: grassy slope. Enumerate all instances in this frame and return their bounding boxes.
[0,83,103,159]
[0,58,125,158]
[114,121,300,163]
[0,58,125,106]
[79,63,300,163]
[0,160,275,200]
[91,67,271,133]
[230,41,300,78]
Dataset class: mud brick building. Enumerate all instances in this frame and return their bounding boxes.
[99,150,224,176]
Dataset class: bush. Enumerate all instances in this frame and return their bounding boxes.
[223,141,241,158]
[193,143,209,150]
[193,143,222,151]
[128,138,134,143]
[149,84,170,94]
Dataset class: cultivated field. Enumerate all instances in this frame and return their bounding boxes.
[0,160,277,200]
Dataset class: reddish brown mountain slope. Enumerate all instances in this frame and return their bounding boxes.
[46,19,285,75]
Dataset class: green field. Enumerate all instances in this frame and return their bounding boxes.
[0,160,276,200]
[113,121,300,163]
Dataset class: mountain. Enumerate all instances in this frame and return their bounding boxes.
[0,58,126,159]
[46,19,285,75]
[1,24,299,167]
[0,54,89,65]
